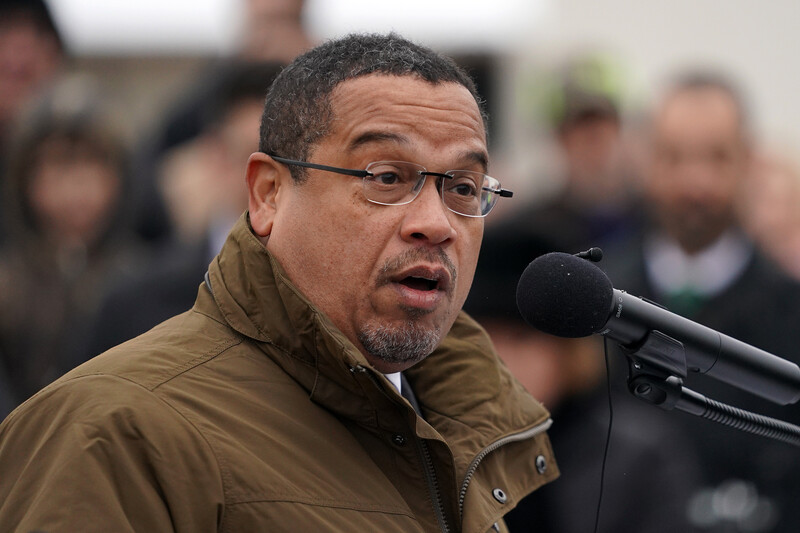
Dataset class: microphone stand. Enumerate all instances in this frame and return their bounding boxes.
[621,329,800,448]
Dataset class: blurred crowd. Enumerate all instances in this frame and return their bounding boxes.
[466,61,800,532]
[2,1,800,532]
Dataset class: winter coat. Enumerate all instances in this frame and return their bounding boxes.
[0,214,558,532]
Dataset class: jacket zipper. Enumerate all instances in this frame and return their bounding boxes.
[352,365,451,532]
[355,366,551,531]
[417,435,451,533]
[457,417,554,522]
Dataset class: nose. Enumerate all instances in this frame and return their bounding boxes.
[400,176,457,246]
[673,156,725,204]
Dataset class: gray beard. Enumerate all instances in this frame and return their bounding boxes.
[358,320,441,367]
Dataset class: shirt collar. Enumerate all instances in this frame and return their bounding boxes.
[383,372,402,394]
[644,230,753,297]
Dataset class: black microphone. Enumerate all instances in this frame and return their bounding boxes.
[515,252,800,405]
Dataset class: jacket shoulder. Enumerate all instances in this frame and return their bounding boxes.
[0,371,225,531]
[70,291,244,393]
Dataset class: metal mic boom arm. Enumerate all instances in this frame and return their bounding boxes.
[624,331,800,448]
[606,289,800,405]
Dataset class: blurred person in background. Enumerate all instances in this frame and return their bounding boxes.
[739,151,800,281]
[0,0,66,245]
[130,0,313,245]
[0,0,63,145]
[87,62,282,355]
[602,71,800,532]
[465,230,701,533]
[0,76,144,418]
[496,56,642,254]
[156,62,282,245]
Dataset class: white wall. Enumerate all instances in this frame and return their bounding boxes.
[535,0,800,147]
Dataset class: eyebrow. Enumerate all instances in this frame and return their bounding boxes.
[348,130,489,172]
[460,150,489,173]
[348,131,410,152]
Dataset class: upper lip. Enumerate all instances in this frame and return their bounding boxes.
[393,264,452,292]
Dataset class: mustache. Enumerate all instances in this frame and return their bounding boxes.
[377,247,457,294]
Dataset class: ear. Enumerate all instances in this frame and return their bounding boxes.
[246,152,289,239]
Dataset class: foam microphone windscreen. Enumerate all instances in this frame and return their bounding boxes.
[515,252,615,338]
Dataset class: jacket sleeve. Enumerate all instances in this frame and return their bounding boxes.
[0,374,224,533]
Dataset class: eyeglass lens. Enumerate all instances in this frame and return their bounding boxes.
[364,161,498,217]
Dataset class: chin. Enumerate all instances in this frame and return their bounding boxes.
[358,318,442,370]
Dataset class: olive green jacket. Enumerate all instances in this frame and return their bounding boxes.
[0,215,558,532]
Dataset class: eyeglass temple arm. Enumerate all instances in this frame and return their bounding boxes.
[268,155,370,178]
[427,172,513,198]
[482,187,513,197]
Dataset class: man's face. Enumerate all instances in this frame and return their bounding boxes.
[249,74,488,372]
[646,87,749,254]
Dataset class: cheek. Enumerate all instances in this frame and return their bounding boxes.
[455,224,483,301]
[305,193,379,258]
[28,173,59,218]
[646,172,679,206]
[270,190,388,301]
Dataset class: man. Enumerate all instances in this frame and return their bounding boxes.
[491,74,641,259]
[129,0,312,245]
[603,72,800,531]
[0,0,63,144]
[0,33,558,532]
[0,76,143,417]
[0,0,65,245]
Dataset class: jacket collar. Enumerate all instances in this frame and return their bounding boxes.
[206,214,551,446]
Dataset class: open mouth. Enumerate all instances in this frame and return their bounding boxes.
[400,275,439,291]
[391,263,451,296]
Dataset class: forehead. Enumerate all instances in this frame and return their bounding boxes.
[655,88,742,141]
[322,74,488,165]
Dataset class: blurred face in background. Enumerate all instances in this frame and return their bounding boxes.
[740,154,800,278]
[158,96,263,243]
[559,115,626,205]
[28,138,121,248]
[217,97,264,212]
[646,87,750,254]
[0,14,61,128]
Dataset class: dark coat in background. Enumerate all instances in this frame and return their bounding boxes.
[601,236,800,532]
